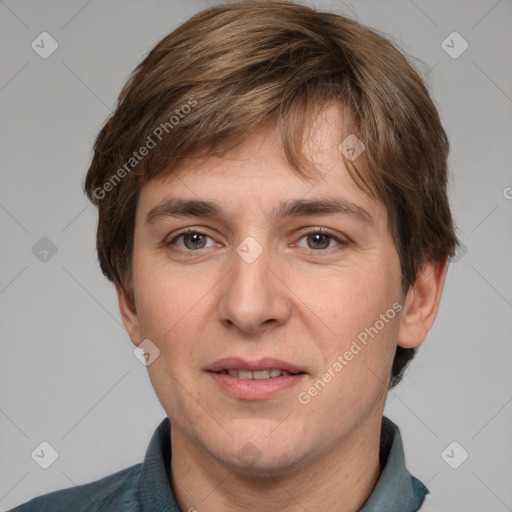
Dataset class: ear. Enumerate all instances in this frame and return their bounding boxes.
[397,257,449,349]
[115,281,141,347]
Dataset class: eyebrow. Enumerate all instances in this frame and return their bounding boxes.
[145,197,373,225]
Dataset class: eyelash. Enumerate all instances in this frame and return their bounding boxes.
[165,227,348,254]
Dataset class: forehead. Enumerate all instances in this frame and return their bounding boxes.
[137,105,384,224]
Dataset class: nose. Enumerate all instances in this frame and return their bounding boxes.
[216,242,291,335]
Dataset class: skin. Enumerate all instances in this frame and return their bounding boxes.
[117,105,448,511]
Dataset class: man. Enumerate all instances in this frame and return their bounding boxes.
[10,0,458,510]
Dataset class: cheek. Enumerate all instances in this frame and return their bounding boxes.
[132,249,199,336]
[133,264,212,423]
[291,256,401,395]
[131,256,217,376]
[300,260,398,341]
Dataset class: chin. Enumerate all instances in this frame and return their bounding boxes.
[226,449,307,478]
[214,430,311,477]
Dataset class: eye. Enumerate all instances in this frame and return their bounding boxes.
[294,230,345,251]
[168,230,217,251]
[166,228,346,253]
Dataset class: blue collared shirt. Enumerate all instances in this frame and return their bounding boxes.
[9,416,428,511]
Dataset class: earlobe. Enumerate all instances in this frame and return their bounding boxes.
[397,257,449,349]
[115,282,141,347]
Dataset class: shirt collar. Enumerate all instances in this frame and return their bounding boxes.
[360,416,429,511]
[138,416,428,512]
[138,417,180,512]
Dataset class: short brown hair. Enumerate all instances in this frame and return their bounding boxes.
[84,0,458,387]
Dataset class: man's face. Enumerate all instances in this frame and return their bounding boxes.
[125,105,405,473]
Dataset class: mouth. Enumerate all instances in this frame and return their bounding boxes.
[206,357,307,377]
[212,368,304,379]
[205,357,307,400]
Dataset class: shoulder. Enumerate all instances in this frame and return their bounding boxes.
[8,463,143,512]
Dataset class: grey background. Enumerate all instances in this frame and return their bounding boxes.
[1,0,511,510]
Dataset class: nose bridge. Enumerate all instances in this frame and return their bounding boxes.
[217,236,289,333]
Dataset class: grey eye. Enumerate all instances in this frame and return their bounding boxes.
[173,232,215,250]
[296,232,340,250]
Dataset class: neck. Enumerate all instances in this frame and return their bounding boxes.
[169,413,383,512]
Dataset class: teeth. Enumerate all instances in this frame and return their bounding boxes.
[253,370,270,380]
[222,368,296,379]
[238,369,253,380]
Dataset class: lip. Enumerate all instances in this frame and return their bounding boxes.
[205,357,307,401]
[205,357,306,374]
[208,372,306,400]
